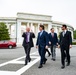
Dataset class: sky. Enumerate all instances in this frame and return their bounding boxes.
[0,0,76,30]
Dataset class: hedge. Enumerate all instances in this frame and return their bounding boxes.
[72,42,76,45]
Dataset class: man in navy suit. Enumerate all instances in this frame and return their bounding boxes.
[49,28,58,61]
[36,25,49,68]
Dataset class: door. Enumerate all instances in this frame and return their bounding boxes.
[2,41,8,48]
[0,41,4,48]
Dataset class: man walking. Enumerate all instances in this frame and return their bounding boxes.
[36,25,49,68]
[58,25,72,69]
[49,28,58,61]
[22,27,35,65]
[46,49,51,57]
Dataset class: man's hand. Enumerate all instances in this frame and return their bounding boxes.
[36,46,38,48]
[56,43,58,46]
[58,45,60,48]
[69,45,72,48]
[45,45,48,49]
[49,42,51,44]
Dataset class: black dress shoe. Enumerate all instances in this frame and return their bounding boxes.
[38,65,43,68]
[48,53,51,57]
[53,59,56,61]
[61,65,65,69]
[24,63,27,65]
[29,58,31,62]
[66,63,70,66]
[43,59,47,64]
[24,61,27,65]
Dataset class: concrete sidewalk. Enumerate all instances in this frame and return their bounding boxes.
[0,47,76,75]
[22,47,76,75]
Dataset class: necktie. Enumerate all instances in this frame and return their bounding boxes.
[26,33,28,43]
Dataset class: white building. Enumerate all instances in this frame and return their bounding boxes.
[0,12,74,45]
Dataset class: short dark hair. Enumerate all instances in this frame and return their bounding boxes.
[39,25,44,30]
[50,28,54,30]
[62,24,67,28]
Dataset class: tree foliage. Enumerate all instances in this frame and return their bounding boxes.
[0,22,10,40]
[73,30,76,39]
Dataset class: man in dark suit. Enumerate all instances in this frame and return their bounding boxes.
[49,28,58,61]
[22,27,35,65]
[58,25,72,69]
[36,25,49,68]
[46,49,51,57]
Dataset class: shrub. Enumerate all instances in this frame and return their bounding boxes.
[72,42,76,45]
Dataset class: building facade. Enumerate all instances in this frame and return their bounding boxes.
[0,12,74,45]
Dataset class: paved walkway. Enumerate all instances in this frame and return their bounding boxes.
[0,46,76,75]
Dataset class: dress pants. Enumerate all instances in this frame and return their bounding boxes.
[50,45,56,59]
[23,43,31,64]
[60,45,70,66]
[46,49,51,55]
[38,45,46,65]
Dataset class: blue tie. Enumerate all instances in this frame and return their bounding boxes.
[40,31,43,36]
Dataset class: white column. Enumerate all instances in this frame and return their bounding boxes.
[6,23,10,34]
[36,24,38,37]
[16,21,22,44]
[9,25,11,35]
[27,22,29,27]
[34,24,37,37]
[40,23,43,25]
[14,23,16,41]
[57,26,59,36]
[31,23,33,27]
[48,23,52,33]
[38,23,40,32]
[7,25,11,37]
[6,23,9,29]
[55,27,58,33]
[30,23,33,31]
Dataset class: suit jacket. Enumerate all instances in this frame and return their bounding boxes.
[36,31,49,47]
[49,33,58,45]
[59,31,72,47]
[22,32,35,47]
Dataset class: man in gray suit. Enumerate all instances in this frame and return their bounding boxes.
[49,28,58,61]
[22,27,35,65]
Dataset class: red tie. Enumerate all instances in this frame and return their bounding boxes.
[52,33,54,37]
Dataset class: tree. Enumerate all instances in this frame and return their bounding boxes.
[0,22,10,40]
[73,30,76,39]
